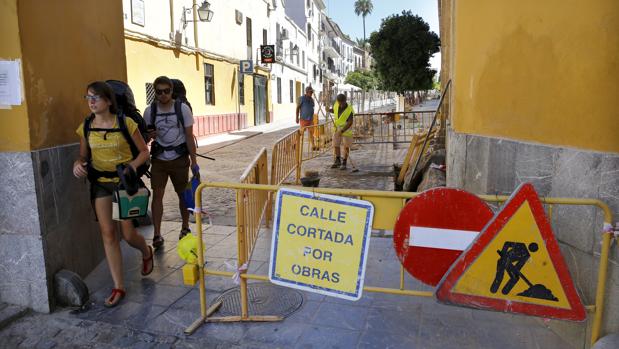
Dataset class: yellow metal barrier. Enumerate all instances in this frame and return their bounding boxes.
[300,121,334,162]
[187,181,615,346]
[352,111,435,144]
[270,129,301,187]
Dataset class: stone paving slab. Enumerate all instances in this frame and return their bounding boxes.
[0,102,589,348]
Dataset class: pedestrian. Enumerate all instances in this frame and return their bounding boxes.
[296,86,318,150]
[73,81,154,308]
[144,76,199,248]
[329,94,354,170]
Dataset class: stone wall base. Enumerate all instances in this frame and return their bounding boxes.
[447,129,619,345]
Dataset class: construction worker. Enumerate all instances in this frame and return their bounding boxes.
[329,94,354,170]
[296,86,317,150]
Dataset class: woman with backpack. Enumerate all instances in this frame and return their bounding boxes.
[72,81,154,308]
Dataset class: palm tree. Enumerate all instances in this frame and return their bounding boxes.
[355,37,368,48]
[354,0,373,48]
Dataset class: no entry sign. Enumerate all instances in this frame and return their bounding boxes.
[393,188,494,286]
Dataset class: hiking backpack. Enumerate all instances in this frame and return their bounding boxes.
[149,78,197,156]
[171,78,192,111]
[106,80,150,144]
[84,80,150,179]
[83,113,150,180]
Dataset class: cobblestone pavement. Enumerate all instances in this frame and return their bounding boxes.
[0,101,587,348]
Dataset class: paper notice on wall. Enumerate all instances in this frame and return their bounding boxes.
[0,60,23,106]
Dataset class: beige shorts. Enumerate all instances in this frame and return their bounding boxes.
[333,132,352,148]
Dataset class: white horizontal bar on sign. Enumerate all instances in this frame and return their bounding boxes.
[409,226,479,251]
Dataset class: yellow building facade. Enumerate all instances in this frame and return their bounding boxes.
[124,37,272,133]
[440,0,619,343]
[0,0,126,312]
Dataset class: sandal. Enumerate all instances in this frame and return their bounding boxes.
[141,245,154,276]
[152,235,164,249]
[103,288,125,308]
[179,227,191,240]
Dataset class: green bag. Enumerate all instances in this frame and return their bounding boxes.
[112,187,150,221]
[112,164,150,221]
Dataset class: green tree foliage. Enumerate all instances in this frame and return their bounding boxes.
[344,70,378,91]
[369,11,439,94]
[354,0,374,44]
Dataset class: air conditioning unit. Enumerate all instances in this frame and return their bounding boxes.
[235,10,243,25]
[281,28,289,40]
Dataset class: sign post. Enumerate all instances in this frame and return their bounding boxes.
[269,188,374,300]
[393,188,495,286]
[436,183,586,321]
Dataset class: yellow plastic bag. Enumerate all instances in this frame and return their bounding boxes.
[177,233,204,264]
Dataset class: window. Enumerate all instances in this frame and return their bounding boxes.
[246,17,252,60]
[276,23,283,57]
[239,77,245,105]
[277,77,282,104]
[204,63,215,105]
[302,51,305,69]
[307,23,312,42]
[289,80,294,103]
[145,83,155,105]
[263,29,267,46]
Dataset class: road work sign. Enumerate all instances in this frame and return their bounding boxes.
[436,183,586,321]
[393,188,494,286]
[269,188,374,300]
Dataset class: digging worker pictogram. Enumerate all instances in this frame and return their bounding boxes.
[490,241,558,301]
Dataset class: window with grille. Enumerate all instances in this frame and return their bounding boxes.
[277,77,282,104]
[246,17,253,60]
[239,77,245,105]
[307,23,312,42]
[204,63,215,105]
[289,80,293,103]
[145,83,155,105]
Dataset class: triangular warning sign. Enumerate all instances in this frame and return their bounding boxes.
[436,183,586,321]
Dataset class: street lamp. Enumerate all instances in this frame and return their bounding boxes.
[182,1,214,29]
[286,44,299,59]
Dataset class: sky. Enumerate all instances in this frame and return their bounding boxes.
[324,0,441,70]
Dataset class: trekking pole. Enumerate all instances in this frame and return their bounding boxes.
[193,135,215,161]
[196,153,216,161]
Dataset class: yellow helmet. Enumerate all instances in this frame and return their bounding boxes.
[177,233,204,264]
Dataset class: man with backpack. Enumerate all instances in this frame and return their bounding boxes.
[144,76,199,248]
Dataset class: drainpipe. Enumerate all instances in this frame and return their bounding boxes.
[169,0,174,33]
[193,0,200,70]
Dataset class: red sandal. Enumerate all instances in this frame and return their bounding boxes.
[142,245,154,276]
[104,288,125,308]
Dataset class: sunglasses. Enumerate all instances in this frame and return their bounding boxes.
[155,88,171,95]
[84,95,103,102]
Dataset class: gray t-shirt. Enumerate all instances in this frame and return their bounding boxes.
[144,101,194,161]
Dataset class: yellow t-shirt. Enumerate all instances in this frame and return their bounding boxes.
[76,117,138,183]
